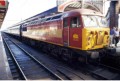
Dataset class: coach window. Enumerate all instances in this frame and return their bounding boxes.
[70,17,80,28]
[46,17,51,21]
[22,27,27,31]
[52,15,62,20]
[63,18,68,28]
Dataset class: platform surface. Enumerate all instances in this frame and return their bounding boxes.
[0,32,12,80]
[113,40,120,55]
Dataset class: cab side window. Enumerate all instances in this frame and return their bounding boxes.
[63,18,68,28]
[71,17,80,28]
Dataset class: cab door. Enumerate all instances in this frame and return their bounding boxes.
[63,18,69,46]
[69,16,82,48]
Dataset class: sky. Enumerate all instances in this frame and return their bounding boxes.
[1,0,56,30]
[1,0,111,30]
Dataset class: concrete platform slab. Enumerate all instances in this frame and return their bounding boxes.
[115,41,120,53]
[0,32,12,80]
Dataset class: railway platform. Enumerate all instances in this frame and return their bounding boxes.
[0,32,12,80]
[116,42,120,55]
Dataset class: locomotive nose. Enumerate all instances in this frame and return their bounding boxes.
[82,28,110,50]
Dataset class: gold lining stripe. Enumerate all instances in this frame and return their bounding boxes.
[23,36,82,50]
[23,36,63,46]
[68,46,82,50]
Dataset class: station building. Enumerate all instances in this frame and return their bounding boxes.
[0,0,9,28]
[57,0,105,13]
[58,0,120,29]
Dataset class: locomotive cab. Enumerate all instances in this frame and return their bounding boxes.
[63,9,109,50]
[5,9,116,62]
[82,15,109,50]
[62,9,113,59]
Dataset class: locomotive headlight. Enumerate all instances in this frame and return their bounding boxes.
[104,31,109,43]
[87,37,91,41]
[87,32,94,47]
[86,37,91,46]
[103,32,109,44]
[87,41,90,46]
[107,36,110,43]
[85,31,95,49]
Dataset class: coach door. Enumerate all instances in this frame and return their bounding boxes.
[63,18,69,46]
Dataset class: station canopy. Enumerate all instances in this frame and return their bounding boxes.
[0,0,9,28]
[16,0,106,25]
[57,0,105,13]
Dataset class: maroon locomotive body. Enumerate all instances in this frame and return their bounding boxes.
[5,9,115,63]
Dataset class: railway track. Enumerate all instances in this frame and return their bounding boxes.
[3,33,120,80]
[3,41,24,80]
[101,55,120,69]
[2,33,92,80]
[3,36,65,80]
[77,61,120,80]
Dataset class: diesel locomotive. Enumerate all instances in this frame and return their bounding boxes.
[4,9,116,63]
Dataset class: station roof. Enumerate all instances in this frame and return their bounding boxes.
[11,0,106,27]
[0,0,9,29]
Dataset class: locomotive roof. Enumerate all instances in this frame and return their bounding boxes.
[8,9,104,29]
